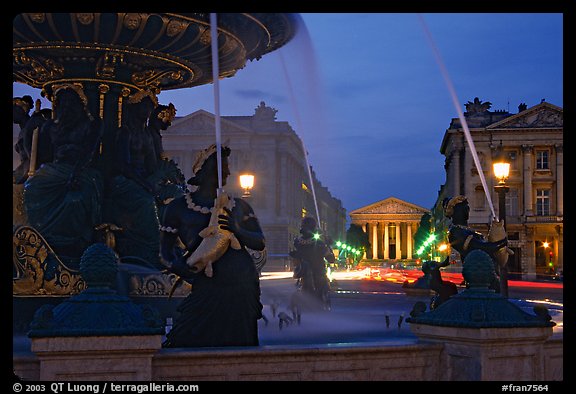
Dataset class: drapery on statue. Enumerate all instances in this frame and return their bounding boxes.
[443,195,508,293]
[289,216,335,310]
[23,83,104,262]
[159,143,266,348]
[104,89,164,267]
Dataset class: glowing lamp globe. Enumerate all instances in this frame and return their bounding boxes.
[239,174,255,197]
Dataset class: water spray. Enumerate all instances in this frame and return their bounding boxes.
[418,14,496,219]
[210,13,223,196]
[278,50,322,230]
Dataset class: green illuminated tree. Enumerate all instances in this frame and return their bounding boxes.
[413,212,432,251]
[346,224,370,252]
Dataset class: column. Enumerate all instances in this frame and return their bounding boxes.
[555,225,563,273]
[451,148,461,197]
[407,222,413,260]
[372,222,378,260]
[555,144,563,216]
[523,227,536,280]
[395,222,401,260]
[362,224,367,259]
[383,222,389,260]
[522,145,534,216]
[378,222,384,259]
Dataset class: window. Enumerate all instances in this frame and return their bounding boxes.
[536,189,550,216]
[536,150,549,170]
[507,150,518,170]
[505,188,518,216]
[473,186,485,210]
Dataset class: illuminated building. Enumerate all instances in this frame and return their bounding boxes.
[435,99,563,279]
[350,197,430,261]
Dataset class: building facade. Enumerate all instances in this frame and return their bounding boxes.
[350,197,430,261]
[160,101,347,269]
[435,98,563,280]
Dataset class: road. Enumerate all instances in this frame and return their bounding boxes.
[256,270,563,347]
[12,269,562,352]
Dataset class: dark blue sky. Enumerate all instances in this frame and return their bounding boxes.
[13,13,563,215]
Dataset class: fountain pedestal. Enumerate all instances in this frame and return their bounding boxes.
[409,324,553,381]
[31,335,162,381]
[407,249,556,381]
[24,243,164,381]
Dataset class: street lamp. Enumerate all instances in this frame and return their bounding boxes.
[493,141,510,297]
[239,174,254,198]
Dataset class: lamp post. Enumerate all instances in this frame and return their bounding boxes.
[239,174,255,198]
[493,141,510,297]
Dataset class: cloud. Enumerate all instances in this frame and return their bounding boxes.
[233,89,287,104]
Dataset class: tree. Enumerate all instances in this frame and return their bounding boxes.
[413,212,432,251]
[346,224,370,251]
[339,224,370,265]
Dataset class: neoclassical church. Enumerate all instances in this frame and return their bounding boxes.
[350,197,430,261]
[434,98,563,280]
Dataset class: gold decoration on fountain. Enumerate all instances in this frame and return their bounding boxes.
[13,184,27,227]
[94,223,123,251]
[127,88,158,107]
[132,69,184,91]
[166,18,188,37]
[123,13,143,30]
[76,13,95,25]
[13,226,86,296]
[129,272,191,297]
[199,26,212,45]
[13,51,64,88]
[96,52,124,79]
[157,103,177,123]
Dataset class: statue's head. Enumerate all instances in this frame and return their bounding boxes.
[51,83,93,122]
[13,95,34,122]
[443,195,469,222]
[186,144,231,189]
[300,216,317,238]
[153,103,176,130]
[421,260,437,274]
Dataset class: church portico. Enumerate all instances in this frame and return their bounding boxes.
[350,197,429,262]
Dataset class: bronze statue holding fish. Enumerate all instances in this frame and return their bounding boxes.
[159,143,266,348]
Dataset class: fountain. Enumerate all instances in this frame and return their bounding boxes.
[13,12,301,332]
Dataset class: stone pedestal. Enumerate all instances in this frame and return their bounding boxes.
[31,335,162,381]
[410,324,553,381]
[407,249,556,381]
[26,243,165,381]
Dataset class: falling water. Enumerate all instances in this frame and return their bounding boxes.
[418,14,496,219]
[210,13,223,194]
[277,21,325,229]
[278,51,321,228]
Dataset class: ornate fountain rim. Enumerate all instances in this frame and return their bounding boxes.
[13,12,300,93]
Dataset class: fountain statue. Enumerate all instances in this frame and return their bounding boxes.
[13,12,300,333]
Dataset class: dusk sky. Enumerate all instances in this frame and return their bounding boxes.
[12,13,563,217]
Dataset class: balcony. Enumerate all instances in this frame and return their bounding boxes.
[525,215,563,224]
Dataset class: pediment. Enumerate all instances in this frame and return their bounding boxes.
[169,110,253,134]
[487,102,563,129]
[350,197,429,215]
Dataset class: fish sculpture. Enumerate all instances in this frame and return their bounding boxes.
[186,191,241,277]
[487,218,514,269]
